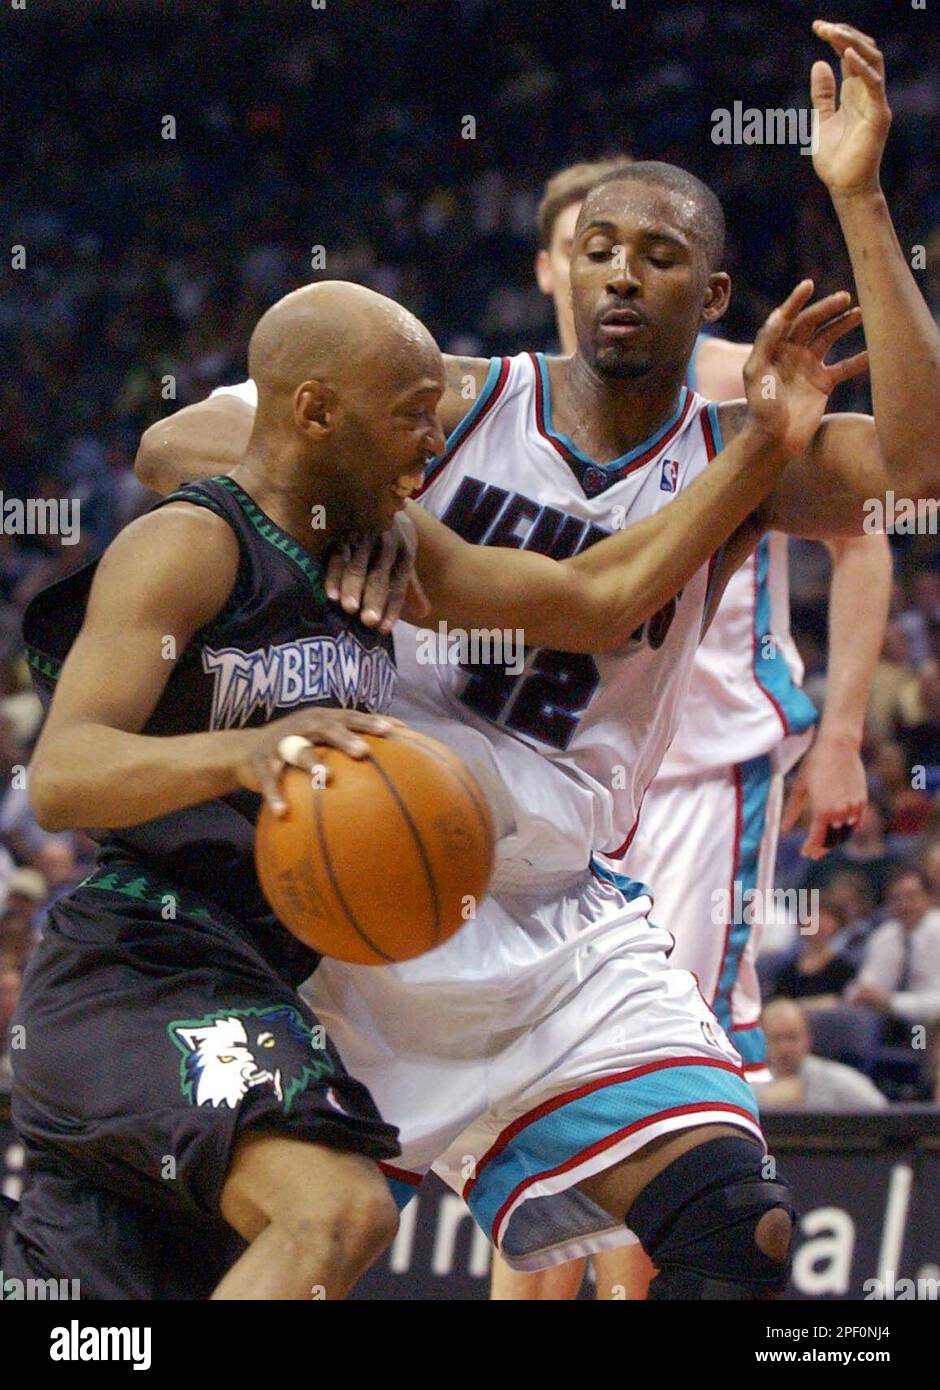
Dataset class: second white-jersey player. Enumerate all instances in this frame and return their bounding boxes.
[535,159,890,1085]
[628,477,816,1079]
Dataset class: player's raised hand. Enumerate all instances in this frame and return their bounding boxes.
[743,280,868,459]
[781,733,868,859]
[810,20,891,197]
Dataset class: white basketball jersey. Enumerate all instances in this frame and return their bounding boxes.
[209,370,818,785]
[654,349,819,780]
[657,533,817,777]
[210,380,258,407]
[391,352,726,887]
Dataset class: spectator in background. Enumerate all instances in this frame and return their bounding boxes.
[823,870,878,967]
[922,838,940,908]
[846,867,940,1037]
[30,839,83,905]
[871,739,934,838]
[757,999,887,1111]
[930,1026,940,1106]
[0,959,22,1084]
[866,620,919,743]
[802,793,902,908]
[897,568,940,667]
[899,659,940,773]
[0,711,23,857]
[772,899,858,1008]
[3,868,47,929]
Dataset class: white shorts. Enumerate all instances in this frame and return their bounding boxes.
[306,865,763,1271]
[622,753,784,1081]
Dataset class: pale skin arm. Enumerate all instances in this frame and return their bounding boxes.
[440,355,492,434]
[782,531,891,857]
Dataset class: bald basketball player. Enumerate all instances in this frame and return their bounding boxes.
[5,279,821,1299]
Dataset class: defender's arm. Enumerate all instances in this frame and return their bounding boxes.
[136,395,255,494]
[408,423,790,654]
[135,357,489,499]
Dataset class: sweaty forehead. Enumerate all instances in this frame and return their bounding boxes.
[372,331,444,399]
[337,316,439,400]
[577,179,697,244]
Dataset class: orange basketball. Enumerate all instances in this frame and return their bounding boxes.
[255,728,495,965]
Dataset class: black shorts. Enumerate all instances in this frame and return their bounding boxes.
[2,873,400,1299]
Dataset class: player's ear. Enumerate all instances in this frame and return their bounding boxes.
[294,379,337,438]
[535,248,554,295]
[702,272,731,324]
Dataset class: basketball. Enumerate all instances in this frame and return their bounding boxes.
[255,728,495,964]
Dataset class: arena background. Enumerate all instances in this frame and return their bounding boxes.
[1,0,939,1302]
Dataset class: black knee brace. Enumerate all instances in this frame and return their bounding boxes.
[627,1136,795,1300]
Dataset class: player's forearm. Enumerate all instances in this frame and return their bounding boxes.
[565,424,791,650]
[30,724,249,832]
[817,531,892,747]
[834,189,940,495]
[415,425,788,654]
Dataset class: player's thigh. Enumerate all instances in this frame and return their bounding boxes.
[490,1249,586,1301]
[220,1128,398,1254]
[576,1122,745,1222]
[627,769,737,983]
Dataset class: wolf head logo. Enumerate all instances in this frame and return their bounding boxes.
[169,1006,332,1113]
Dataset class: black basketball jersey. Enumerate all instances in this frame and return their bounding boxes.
[22,475,397,981]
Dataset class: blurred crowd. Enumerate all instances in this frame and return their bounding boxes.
[2,0,940,1101]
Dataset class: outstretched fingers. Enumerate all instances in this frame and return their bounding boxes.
[813,20,883,72]
[825,349,870,387]
[752,280,814,359]
[809,304,863,354]
[789,289,852,345]
[813,19,888,102]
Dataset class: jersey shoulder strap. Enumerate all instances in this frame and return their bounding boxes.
[420,354,526,494]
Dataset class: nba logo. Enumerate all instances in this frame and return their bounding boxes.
[660,459,680,492]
